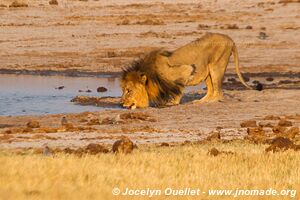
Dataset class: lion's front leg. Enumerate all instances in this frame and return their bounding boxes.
[192,75,214,104]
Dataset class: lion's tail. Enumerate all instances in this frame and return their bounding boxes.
[232,44,252,89]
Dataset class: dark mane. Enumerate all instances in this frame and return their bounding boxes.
[122,50,183,106]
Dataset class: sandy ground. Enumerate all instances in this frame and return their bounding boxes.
[0,0,299,75]
[0,0,300,150]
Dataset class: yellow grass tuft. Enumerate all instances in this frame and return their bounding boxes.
[0,141,299,199]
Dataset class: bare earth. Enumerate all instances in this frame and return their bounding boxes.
[0,0,300,150]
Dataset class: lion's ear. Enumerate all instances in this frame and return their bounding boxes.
[140,74,147,85]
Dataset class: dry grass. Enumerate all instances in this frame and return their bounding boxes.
[0,141,299,200]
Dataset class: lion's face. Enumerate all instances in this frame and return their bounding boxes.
[121,71,149,109]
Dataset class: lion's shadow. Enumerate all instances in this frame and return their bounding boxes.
[180,93,206,104]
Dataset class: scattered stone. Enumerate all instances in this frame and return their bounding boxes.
[9,1,28,7]
[135,19,165,25]
[118,18,130,25]
[0,134,13,141]
[265,137,300,152]
[22,127,33,133]
[243,75,250,82]
[227,78,237,82]
[266,77,274,82]
[278,119,293,127]
[36,127,58,133]
[264,115,281,120]
[55,86,64,90]
[112,136,136,154]
[120,112,156,122]
[252,80,260,84]
[257,32,268,40]
[255,82,263,91]
[245,25,253,29]
[247,126,264,135]
[49,0,58,5]
[86,89,92,93]
[258,121,274,128]
[208,148,220,156]
[226,24,239,29]
[71,96,121,107]
[198,24,210,30]
[284,127,300,139]
[160,142,170,147]
[279,80,293,84]
[272,125,287,134]
[208,148,234,156]
[206,131,221,141]
[85,143,109,154]
[279,0,300,4]
[27,120,40,128]
[97,86,108,92]
[240,120,257,128]
[107,52,116,58]
[78,90,84,92]
[87,118,100,125]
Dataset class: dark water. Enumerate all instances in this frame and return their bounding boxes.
[0,74,204,116]
[0,74,122,116]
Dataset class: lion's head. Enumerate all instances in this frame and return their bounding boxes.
[121,71,149,109]
[121,50,184,109]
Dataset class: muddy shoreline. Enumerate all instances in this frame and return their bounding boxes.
[0,69,120,78]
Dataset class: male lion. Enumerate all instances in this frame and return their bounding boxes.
[121,33,251,109]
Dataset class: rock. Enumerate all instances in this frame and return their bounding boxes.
[285,127,300,139]
[278,119,293,127]
[85,143,109,154]
[120,112,156,122]
[226,24,239,29]
[112,137,135,154]
[255,82,263,91]
[247,126,264,136]
[97,86,108,92]
[208,148,234,156]
[160,142,170,147]
[198,24,210,30]
[208,148,220,156]
[266,77,274,82]
[264,115,280,120]
[227,78,236,82]
[257,32,268,40]
[22,127,33,133]
[49,0,58,5]
[206,131,221,141]
[258,121,274,128]
[240,120,257,128]
[27,120,40,128]
[272,125,287,134]
[87,118,100,125]
[86,89,92,93]
[55,86,64,90]
[9,1,28,7]
[243,75,250,82]
[245,25,253,29]
[265,137,300,152]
